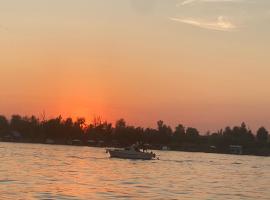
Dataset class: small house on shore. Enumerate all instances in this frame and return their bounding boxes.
[45,138,55,144]
[229,145,243,155]
[71,139,82,146]
[2,131,22,142]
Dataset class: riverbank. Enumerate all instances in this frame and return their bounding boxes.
[1,139,269,157]
[1,115,269,158]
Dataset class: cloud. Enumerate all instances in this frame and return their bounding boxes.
[179,0,244,6]
[170,16,236,31]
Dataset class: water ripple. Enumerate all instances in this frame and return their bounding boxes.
[0,142,269,200]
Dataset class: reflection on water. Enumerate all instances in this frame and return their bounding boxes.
[0,142,269,200]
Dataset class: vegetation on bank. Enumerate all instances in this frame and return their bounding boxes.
[0,115,269,156]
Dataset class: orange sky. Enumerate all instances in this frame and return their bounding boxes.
[1,0,270,132]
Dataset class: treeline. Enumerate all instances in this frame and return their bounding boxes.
[0,115,269,156]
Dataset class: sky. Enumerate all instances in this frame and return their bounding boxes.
[0,0,270,132]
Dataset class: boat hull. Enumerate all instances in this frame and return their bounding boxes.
[108,150,154,160]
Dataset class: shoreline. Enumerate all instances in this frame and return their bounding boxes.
[1,140,269,157]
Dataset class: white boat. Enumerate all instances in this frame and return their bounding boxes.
[106,145,156,160]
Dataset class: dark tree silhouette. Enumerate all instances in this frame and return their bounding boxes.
[115,118,126,129]
[0,114,269,156]
[256,127,269,143]
[156,120,172,145]
[175,124,185,135]
[173,124,185,143]
[0,115,9,136]
[186,127,199,138]
[0,115,8,130]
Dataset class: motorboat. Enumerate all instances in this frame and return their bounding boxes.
[106,144,156,160]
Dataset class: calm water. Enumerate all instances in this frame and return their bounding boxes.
[0,142,269,200]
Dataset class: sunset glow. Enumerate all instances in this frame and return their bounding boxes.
[1,0,270,131]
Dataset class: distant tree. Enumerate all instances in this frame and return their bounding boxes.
[114,119,130,145]
[0,115,9,136]
[92,116,102,128]
[74,118,86,129]
[156,120,172,145]
[173,124,185,143]
[0,115,9,131]
[237,122,254,144]
[70,118,86,140]
[219,122,254,147]
[223,126,232,136]
[42,115,63,139]
[86,120,113,142]
[26,115,40,139]
[0,113,268,155]
[64,118,73,128]
[175,124,185,135]
[186,127,199,138]
[115,119,126,129]
[256,127,269,143]
[63,118,74,140]
[10,115,23,131]
[143,128,158,144]
[157,120,164,131]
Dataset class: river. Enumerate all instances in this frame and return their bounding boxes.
[0,142,269,199]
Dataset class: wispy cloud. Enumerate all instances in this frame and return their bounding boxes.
[170,16,236,31]
[179,0,244,6]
